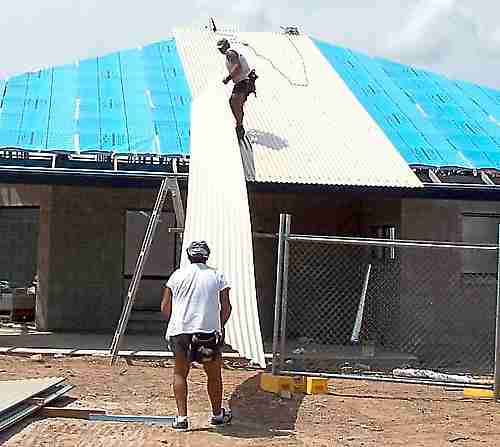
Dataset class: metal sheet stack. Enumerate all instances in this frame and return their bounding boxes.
[0,377,74,433]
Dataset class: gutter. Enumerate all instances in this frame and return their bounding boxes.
[1,165,500,193]
[0,165,188,181]
[422,182,500,192]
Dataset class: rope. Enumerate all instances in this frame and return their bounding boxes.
[216,31,310,88]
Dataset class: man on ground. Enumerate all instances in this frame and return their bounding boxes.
[161,240,233,431]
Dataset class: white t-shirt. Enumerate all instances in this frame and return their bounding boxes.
[225,49,251,83]
[165,263,229,337]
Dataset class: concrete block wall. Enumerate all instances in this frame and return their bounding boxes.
[41,186,126,331]
[38,185,178,332]
[0,182,179,332]
[400,199,500,368]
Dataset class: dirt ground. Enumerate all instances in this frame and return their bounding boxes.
[0,355,499,446]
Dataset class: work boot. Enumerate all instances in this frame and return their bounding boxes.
[210,408,232,427]
[235,125,245,140]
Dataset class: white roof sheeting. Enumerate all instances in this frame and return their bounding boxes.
[180,85,266,368]
[0,377,65,414]
[173,28,422,188]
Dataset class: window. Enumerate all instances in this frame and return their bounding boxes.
[0,207,39,288]
[370,225,396,261]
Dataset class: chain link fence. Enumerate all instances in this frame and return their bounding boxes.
[272,214,499,389]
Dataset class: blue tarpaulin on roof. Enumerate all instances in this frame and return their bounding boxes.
[315,39,500,171]
[3,35,500,172]
[0,39,191,156]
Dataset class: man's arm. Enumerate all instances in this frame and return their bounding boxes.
[219,287,232,328]
[223,51,241,84]
[161,287,172,322]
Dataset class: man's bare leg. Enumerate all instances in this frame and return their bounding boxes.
[229,94,245,127]
[173,354,190,417]
[203,356,223,416]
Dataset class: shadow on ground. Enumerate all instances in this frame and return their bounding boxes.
[192,373,304,440]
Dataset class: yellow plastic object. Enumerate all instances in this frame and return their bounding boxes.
[259,373,306,394]
[285,376,306,394]
[463,388,495,399]
[305,377,329,395]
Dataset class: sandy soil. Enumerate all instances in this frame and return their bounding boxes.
[1,355,500,446]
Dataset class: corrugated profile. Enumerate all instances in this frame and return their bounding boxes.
[174,28,422,187]
[180,84,266,367]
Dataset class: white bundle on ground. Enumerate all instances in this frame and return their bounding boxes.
[392,368,476,384]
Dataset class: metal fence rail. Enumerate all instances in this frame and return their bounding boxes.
[272,213,500,396]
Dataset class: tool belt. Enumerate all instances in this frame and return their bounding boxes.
[189,332,221,364]
[248,69,258,96]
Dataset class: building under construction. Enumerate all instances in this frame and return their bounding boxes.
[1,26,500,367]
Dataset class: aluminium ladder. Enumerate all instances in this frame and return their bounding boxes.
[109,176,185,365]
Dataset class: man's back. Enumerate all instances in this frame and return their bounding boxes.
[161,240,233,431]
[166,263,228,337]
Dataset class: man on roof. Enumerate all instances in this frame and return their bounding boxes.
[217,38,257,140]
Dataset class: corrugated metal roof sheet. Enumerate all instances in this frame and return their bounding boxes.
[0,40,191,155]
[173,28,422,187]
[315,39,500,171]
[180,85,265,367]
[0,377,65,414]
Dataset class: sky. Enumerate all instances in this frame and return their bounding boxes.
[0,0,499,88]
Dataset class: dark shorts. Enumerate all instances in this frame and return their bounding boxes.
[231,80,251,100]
[168,333,224,361]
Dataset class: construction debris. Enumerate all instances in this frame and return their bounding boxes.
[1,377,65,415]
[39,407,105,420]
[0,376,113,430]
[392,368,477,384]
[0,377,74,432]
[88,414,175,424]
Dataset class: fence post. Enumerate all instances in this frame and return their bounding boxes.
[495,224,500,399]
[272,214,286,375]
[279,214,292,371]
